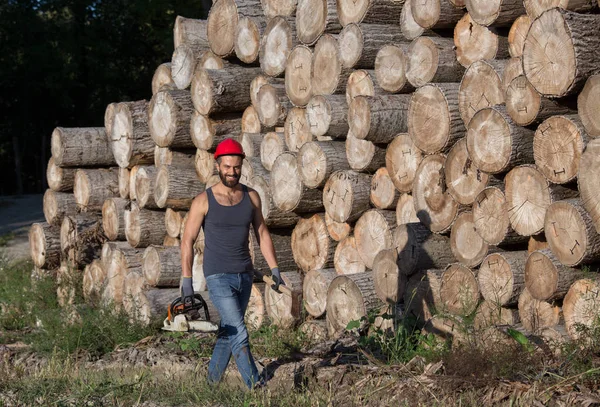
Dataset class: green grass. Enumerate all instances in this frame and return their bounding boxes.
[0,232,15,247]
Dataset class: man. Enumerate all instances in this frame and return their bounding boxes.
[180,138,283,390]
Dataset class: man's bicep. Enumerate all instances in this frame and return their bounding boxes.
[182,195,206,243]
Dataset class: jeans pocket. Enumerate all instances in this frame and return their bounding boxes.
[206,273,225,281]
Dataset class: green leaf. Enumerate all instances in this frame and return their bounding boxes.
[346,320,361,331]
[506,328,534,352]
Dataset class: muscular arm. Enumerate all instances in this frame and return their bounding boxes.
[181,193,208,278]
[249,190,279,270]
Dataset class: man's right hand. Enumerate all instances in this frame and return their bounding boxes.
[181,276,194,304]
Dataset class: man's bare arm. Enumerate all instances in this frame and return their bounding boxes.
[249,190,278,269]
[181,193,208,278]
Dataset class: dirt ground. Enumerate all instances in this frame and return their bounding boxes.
[0,194,44,263]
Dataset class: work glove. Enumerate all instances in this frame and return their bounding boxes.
[181,276,194,305]
[271,267,285,291]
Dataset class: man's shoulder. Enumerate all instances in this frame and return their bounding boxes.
[191,191,209,211]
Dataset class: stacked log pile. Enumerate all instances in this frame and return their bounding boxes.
[31,0,600,346]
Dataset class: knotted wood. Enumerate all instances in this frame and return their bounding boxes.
[578,138,600,233]
[155,165,205,210]
[406,36,465,88]
[43,189,78,226]
[142,245,181,287]
[51,127,115,167]
[525,249,585,302]
[578,75,600,138]
[102,198,128,241]
[306,95,348,139]
[148,90,195,148]
[47,157,75,192]
[297,141,349,189]
[478,251,526,307]
[354,209,397,268]
[171,44,208,90]
[454,13,510,68]
[29,222,61,269]
[291,213,337,272]
[385,134,423,194]
[349,94,411,143]
[323,170,371,223]
[271,152,324,213]
[465,0,525,27]
[303,268,337,317]
[73,168,120,212]
[207,0,238,57]
[124,202,166,248]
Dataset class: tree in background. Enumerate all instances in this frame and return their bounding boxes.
[0,0,210,195]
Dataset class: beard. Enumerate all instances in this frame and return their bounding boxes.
[218,170,240,188]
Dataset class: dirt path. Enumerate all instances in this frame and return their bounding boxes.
[0,194,44,263]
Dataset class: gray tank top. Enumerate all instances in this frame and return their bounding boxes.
[202,184,254,276]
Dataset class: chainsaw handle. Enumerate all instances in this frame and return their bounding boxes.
[256,271,294,297]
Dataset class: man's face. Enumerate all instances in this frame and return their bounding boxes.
[216,155,243,188]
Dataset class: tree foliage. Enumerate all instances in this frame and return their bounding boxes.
[0,0,210,194]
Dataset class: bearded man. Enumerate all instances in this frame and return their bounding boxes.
[180,138,283,389]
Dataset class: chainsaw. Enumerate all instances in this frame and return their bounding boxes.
[162,293,219,333]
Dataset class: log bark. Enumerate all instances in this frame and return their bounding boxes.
[297,141,349,189]
[396,193,419,225]
[508,15,531,57]
[336,0,404,26]
[340,23,410,70]
[73,168,120,212]
[148,90,195,148]
[578,138,600,234]
[152,63,176,95]
[454,13,510,68]
[325,212,352,242]
[326,272,385,336]
[242,105,262,134]
[533,115,588,184]
[296,0,341,46]
[260,16,295,77]
[101,241,130,270]
[47,157,75,192]
[323,170,372,223]
[345,131,386,173]
[43,189,77,226]
[410,0,465,29]
[578,75,600,138]
[192,66,261,115]
[291,214,337,272]
[563,278,600,340]
[354,209,397,268]
[409,83,465,154]
[312,34,351,96]
[245,282,266,331]
[349,94,411,143]
[518,288,560,333]
[450,211,490,268]
[522,9,600,97]
[118,167,130,199]
[505,75,577,127]
[271,151,324,213]
[385,134,423,194]
[374,44,413,94]
[124,201,166,248]
[439,263,480,316]
[135,166,159,209]
[260,131,286,171]
[235,16,265,64]
[458,59,506,126]
[505,165,579,237]
[285,45,313,107]
[102,197,128,241]
[466,0,525,27]
[153,147,195,168]
[264,271,304,328]
[306,95,348,139]
[406,36,465,88]
[247,172,301,228]
[60,213,104,267]
[257,83,293,128]
[303,268,337,317]
[29,222,61,269]
[444,138,488,206]
[525,248,586,302]
[372,248,408,304]
[174,16,209,49]
[478,250,526,307]
[472,186,528,246]
[412,154,460,234]
[51,127,115,167]
[155,165,205,210]
[345,69,385,105]
[82,259,106,303]
[466,106,535,174]
[190,112,242,151]
[524,0,598,20]
[545,198,600,266]
[370,168,399,210]
[142,245,181,287]
[333,235,366,275]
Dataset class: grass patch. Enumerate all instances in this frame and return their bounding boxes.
[0,232,15,247]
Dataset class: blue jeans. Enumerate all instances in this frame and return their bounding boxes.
[205,271,260,389]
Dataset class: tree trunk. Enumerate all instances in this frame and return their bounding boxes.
[154,147,195,168]
[299,319,329,341]
[303,268,337,317]
[333,235,366,275]
[148,90,195,148]
[155,165,205,210]
[46,157,75,192]
[124,202,166,248]
[242,105,262,134]
[409,83,465,154]
[171,43,209,90]
[508,15,531,57]
[524,0,598,19]
[578,75,600,138]
[325,212,352,242]
[239,132,264,159]
[292,213,337,272]
[285,45,313,107]
[60,213,104,267]
[404,268,445,323]
[340,23,410,70]
[135,166,159,209]
[174,16,209,49]
[51,127,115,167]
[412,154,460,234]
[505,165,579,237]
[311,34,351,96]
[323,170,372,223]
[337,0,404,26]
[249,229,296,274]
[194,149,218,183]
[235,16,265,64]
[354,209,396,268]
[246,173,301,227]
[472,186,528,246]
[262,0,297,18]
[458,59,507,126]
[306,94,348,139]
[152,62,176,95]
[347,133,388,175]
[349,94,411,143]
[165,208,187,238]
[191,113,240,152]
[326,272,385,336]
[73,168,120,212]
[374,44,413,94]
[104,103,117,143]
[478,250,526,307]
[199,50,229,70]
[444,138,489,206]
[260,16,295,77]
[194,68,261,117]
[271,151,324,213]
[450,211,490,268]
[406,36,465,88]
[533,115,588,185]
[260,131,287,170]
[372,248,408,304]
[245,283,267,331]
[525,248,586,302]
[163,235,180,246]
[385,134,423,194]
[502,56,523,91]
[345,69,385,105]
[396,193,419,224]
[454,13,510,68]
[411,0,465,29]
[82,259,106,304]
[473,300,518,330]
[118,167,130,199]
[370,168,399,210]
[56,260,78,309]
[257,83,293,128]
[545,198,600,266]
[528,233,549,253]
[297,141,349,189]
[142,245,181,287]
[518,288,560,333]
[29,222,61,269]
[102,197,128,241]
[523,9,600,98]
[439,263,480,316]
[400,0,432,40]
[283,107,313,152]
[296,0,341,46]
[43,189,78,226]
[563,278,600,340]
[207,0,238,57]
[264,271,304,328]
[467,106,535,174]
[578,138,600,234]
[466,0,525,27]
